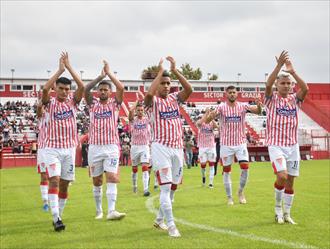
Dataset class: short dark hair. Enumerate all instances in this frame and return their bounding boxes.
[162,70,170,77]
[56,77,71,85]
[136,102,144,108]
[226,85,236,92]
[98,80,112,90]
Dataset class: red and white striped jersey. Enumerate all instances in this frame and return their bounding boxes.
[216,101,249,146]
[130,116,151,146]
[88,98,120,145]
[37,109,49,149]
[44,97,78,148]
[197,122,216,148]
[264,93,301,146]
[146,92,183,148]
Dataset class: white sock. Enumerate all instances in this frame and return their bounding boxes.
[239,169,249,193]
[223,172,232,198]
[132,172,137,188]
[59,198,67,217]
[283,193,294,215]
[201,168,206,178]
[156,206,164,223]
[154,172,158,188]
[48,193,59,223]
[160,185,175,228]
[40,184,48,204]
[275,187,284,215]
[209,166,215,185]
[142,171,149,192]
[93,185,103,213]
[106,183,117,213]
[170,190,175,202]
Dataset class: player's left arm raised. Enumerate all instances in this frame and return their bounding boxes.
[284,59,309,101]
[104,60,124,104]
[167,56,193,102]
[62,52,85,104]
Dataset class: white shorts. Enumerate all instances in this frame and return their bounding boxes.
[37,148,48,174]
[151,142,184,184]
[88,144,120,177]
[220,144,249,166]
[198,147,217,164]
[268,144,301,176]
[43,147,76,181]
[130,145,150,166]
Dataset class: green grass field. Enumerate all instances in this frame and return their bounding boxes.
[1,160,329,249]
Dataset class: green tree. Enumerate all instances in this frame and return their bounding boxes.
[208,74,218,80]
[141,65,160,80]
[171,63,203,80]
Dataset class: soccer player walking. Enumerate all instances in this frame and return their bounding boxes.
[208,86,261,205]
[264,51,309,224]
[128,101,152,196]
[42,52,84,231]
[36,100,49,212]
[84,60,126,221]
[196,109,219,188]
[144,56,192,237]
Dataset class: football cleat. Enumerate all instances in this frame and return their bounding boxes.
[227,197,234,205]
[168,225,181,238]
[42,203,49,212]
[95,211,103,219]
[133,186,137,193]
[238,192,247,204]
[275,214,284,224]
[107,210,126,220]
[143,191,150,197]
[53,218,65,232]
[154,221,168,231]
[208,184,214,189]
[284,213,297,224]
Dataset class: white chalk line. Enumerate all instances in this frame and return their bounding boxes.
[145,194,318,249]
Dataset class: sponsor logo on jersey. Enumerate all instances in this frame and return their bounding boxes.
[159,109,179,120]
[134,123,147,129]
[201,127,213,133]
[225,116,241,123]
[54,110,74,120]
[276,107,296,116]
[94,111,112,119]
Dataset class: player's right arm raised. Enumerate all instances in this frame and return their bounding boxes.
[265,50,289,97]
[144,58,164,107]
[42,56,65,105]
[84,68,106,106]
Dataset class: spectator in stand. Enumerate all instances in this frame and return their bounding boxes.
[184,135,194,169]
[121,143,130,166]
[192,144,199,167]
[81,140,89,168]
[12,137,19,153]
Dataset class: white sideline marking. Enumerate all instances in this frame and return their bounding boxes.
[146,195,318,249]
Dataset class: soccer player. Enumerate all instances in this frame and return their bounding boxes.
[208,86,261,205]
[36,101,49,211]
[128,101,151,196]
[85,60,126,221]
[196,108,219,188]
[144,56,192,237]
[42,52,84,231]
[264,51,309,224]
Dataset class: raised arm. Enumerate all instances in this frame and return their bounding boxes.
[62,52,85,104]
[84,68,106,106]
[284,59,309,101]
[265,50,289,97]
[247,97,262,115]
[42,56,65,105]
[103,60,124,104]
[144,58,164,107]
[196,109,210,127]
[167,56,193,102]
[128,102,137,122]
[36,102,44,119]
